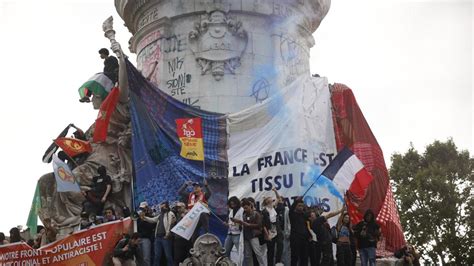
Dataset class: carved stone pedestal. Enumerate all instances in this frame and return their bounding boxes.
[180,234,235,266]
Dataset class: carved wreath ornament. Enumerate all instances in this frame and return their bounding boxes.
[189,10,248,81]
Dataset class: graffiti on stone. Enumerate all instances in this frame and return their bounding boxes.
[167,73,192,95]
[168,57,184,77]
[278,34,308,85]
[182,97,201,109]
[250,78,271,103]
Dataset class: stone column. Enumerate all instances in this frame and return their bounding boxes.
[115,0,330,114]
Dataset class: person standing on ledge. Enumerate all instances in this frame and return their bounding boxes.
[99,48,119,84]
[178,180,212,241]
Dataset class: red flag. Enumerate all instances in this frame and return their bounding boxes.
[176,117,204,161]
[93,87,120,143]
[54,137,92,158]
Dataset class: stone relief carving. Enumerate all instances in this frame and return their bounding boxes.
[180,234,235,266]
[189,10,248,81]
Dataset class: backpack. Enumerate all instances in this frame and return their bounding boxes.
[330,226,338,244]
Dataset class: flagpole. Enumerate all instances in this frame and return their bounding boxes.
[302,173,323,197]
[201,117,206,184]
[59,148,79,168]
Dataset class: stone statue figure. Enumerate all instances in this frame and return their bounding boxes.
[38,18,132,232]
[180,234,235,266]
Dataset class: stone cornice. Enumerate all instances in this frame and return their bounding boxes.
[115,0,330,36]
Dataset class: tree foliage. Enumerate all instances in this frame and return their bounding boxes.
[390,139,473,265]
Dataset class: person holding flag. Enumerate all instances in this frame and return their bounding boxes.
[178,179,212,241]
[312,203,345,266]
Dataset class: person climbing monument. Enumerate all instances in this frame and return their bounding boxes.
[82,165,112,215]
[99,48,119,84]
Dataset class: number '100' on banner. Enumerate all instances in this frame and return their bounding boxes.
[176,117,204,161]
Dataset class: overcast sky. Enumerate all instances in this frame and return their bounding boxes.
[0,0,471,234]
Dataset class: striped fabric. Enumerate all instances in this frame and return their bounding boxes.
[331,83,406,253]
[78,73,114,99]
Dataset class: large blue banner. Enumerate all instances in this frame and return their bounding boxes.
[126,59,228,236]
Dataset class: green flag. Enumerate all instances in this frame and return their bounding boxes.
[26,183,41,237]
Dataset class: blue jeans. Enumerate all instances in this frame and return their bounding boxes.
[359,247,376,266]
[224,234,240,258]
[137,238,152,266]
[154,236,173,266]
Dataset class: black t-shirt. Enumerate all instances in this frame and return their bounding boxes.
[289,210,309,239]
[103,56,119,83]
[313,216,331,244]
[354,221,380,248]
[137,214,155,239]
[275,203,286,230]
[92,175,112,197]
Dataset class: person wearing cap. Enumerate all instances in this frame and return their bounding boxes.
[140,201,176,266]
[178,179,212,242]
[136,201,155,266]
[178,179,212,210]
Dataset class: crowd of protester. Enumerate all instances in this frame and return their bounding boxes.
[0,172,420,266]
[0,165,415,266]
[0,176,421,266]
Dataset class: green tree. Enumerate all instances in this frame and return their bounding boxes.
[390,139,473,265]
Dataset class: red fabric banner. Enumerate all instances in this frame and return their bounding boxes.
[0,218,131,265]
[176,117,204,161]
[93,87,120,143]
[331,83,405,253]
[54,138,92,158]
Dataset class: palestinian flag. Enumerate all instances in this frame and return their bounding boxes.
[78,73,114,99]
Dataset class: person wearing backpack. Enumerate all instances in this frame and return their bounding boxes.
[312,204,345,266]
[335,212,354,266]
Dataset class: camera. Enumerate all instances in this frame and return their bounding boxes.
[131,209,144,221]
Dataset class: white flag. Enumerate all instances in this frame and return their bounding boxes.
[171,201,210,240]
[52,154,81,192]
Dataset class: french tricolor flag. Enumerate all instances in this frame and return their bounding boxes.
[321,147,374,199]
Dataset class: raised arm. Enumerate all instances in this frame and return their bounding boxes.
[272,187,282,200]
[110,42,129,103]
[203,179,212,200]
[323,205,345,220]
[178,181,192,199]
[103,16,129,104]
